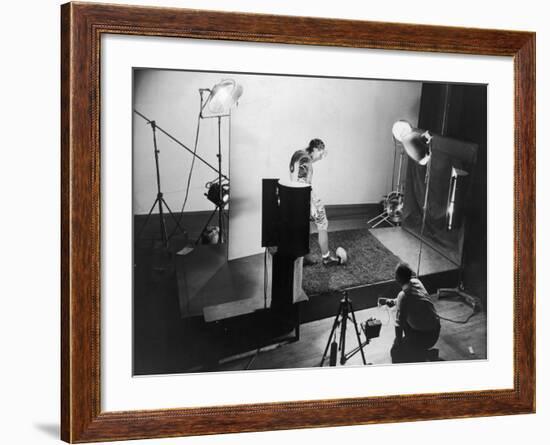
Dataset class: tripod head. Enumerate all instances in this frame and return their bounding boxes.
[340,290,351,303]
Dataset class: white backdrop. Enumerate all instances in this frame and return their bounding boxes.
[133,69,421,215]
[134,69,421,259]
[0,1,547,445]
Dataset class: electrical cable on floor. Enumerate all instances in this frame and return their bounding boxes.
[437,309,478,324]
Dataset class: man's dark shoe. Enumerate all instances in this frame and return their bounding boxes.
[322,254,341,266]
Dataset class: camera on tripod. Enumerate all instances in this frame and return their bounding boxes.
[320,291,383,367]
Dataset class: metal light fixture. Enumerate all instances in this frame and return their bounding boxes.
[391,120,433,276]
[446,167,469,231]
[368,122,411,229]
[195,79,244,244]
[391,120,432,166]
[200,79,243,117]
[205,180,230,208]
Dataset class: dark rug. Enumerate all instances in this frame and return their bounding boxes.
[303,228,401,296]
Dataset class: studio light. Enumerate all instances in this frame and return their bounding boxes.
[391,119,433,276]
[201,79,243,117]
[206,180,230,208]
[391,120,413,141]
[446,167,469,231]
[368,122,411,229]
[195,79,244,244]
[391,120,432,166]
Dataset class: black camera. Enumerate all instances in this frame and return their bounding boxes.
[378,297,396,308]
[361,317,382,341]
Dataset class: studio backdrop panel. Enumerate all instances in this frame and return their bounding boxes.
[402,134,478,266]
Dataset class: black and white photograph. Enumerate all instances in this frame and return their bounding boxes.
[132,68,487,375]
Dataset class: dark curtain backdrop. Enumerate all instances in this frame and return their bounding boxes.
[415,83,487,299]
[402,134,477,265]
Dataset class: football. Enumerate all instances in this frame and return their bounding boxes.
[335,246,348,265]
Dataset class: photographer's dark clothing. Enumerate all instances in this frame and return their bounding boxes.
[396,279,440,332]
[391,278,440,363]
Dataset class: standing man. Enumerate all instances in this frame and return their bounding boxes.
[386,262,441,363]
[289,138,341,266]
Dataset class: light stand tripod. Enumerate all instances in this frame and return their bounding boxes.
[195,114,228,245]
[368,138,405,228]
[133,110,227,251]
[136,120,187,249]
[416,151,432,277]
[320,291,367,366]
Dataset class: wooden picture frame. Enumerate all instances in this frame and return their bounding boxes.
[61,2,535,442]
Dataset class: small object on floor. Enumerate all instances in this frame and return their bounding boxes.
[335,246,348,265]
[176,246,194,256]
[201,226,220,244]
[361,317,382,340]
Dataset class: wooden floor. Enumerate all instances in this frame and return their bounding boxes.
[216,295,486,372]
[370,227,457,276]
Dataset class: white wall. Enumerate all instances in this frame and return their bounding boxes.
[230,74,421,259]
[134,69,421,259]
[2,1,548,445]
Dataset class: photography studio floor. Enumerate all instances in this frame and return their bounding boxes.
[133,208,487,375]
[215,296,487,372]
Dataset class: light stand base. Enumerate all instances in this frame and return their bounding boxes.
[437,287,482,313]
[137,192,187,250]
[368,211,399,229]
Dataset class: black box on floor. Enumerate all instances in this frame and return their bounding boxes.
[362,317,382,340]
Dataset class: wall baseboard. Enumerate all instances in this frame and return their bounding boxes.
[324,203,381,219]
[134,203,381,221]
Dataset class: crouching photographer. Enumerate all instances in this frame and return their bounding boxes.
[384,262,440,363]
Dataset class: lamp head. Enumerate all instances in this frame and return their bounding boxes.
[206,79,243,115]
[206,180,230,208]
[392,120,432,166]
[392,120,413,142]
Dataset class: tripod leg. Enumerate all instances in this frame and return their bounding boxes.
[161,197,187,238]
[320,307,342,367]
[379,215,394,228]
[157,196,168,248]
[340,303,348,365]
[349,301,367,365]
[371,213,392,229]
[367,211,386,224]
[136,197,161,239]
